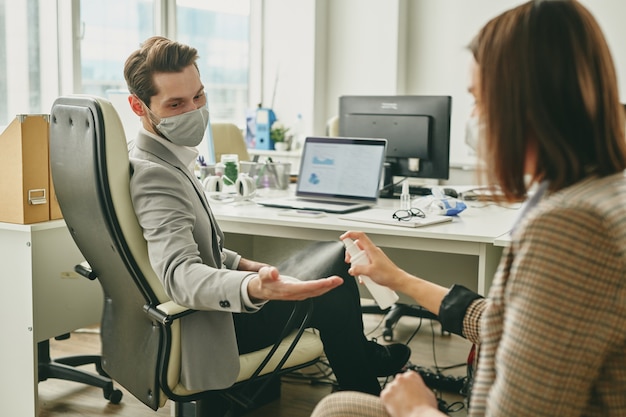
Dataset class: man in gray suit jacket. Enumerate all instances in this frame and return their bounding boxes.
[123,36,410,395]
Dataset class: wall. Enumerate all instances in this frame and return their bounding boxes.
[262,0,626,181]
[256,0,321,142]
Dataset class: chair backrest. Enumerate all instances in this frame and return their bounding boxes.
[211,122,250,162]
[50,95,169,409]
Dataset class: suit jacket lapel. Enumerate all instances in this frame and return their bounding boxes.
[133,134,224,254]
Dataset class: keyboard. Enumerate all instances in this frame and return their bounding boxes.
[380,185,458,199]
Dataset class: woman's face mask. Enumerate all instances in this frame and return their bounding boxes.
[145,104,210,147]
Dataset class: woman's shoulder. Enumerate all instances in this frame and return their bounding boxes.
[545,173,626,216]
[524,173,626,243]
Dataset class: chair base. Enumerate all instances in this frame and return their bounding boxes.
[362,303,439,341]
[174,376,281,417]
[37,335,123,404]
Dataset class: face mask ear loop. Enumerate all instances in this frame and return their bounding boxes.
[136,95,164,136]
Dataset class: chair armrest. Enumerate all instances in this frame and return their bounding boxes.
[143,301,196,326]
[156,301,191,316]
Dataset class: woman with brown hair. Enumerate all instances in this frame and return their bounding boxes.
[312,1,626,416]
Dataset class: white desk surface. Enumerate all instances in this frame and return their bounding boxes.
[210,195,519,254]
[494,232,512,247]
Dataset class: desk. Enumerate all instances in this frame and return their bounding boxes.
[494,233,512,247]
[210,198,519,296]
[0,220,103,416]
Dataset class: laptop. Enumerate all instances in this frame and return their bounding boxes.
[256,136,387,214]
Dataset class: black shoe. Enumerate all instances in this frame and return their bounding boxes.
[366,339,411,377]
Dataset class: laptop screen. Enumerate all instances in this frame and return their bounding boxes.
[296,136,387,202]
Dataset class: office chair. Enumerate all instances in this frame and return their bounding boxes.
[212,122,251,162]
[49,95,325,417]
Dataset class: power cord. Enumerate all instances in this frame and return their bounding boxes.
[403,314,469,414]
[283,357,337,388]
[406,364,467,394]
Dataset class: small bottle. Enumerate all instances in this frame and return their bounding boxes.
[290,113,305,150]
[342,238,399,309]
[400,181,411,210]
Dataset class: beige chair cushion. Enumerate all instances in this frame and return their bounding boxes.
[170,329,324,398]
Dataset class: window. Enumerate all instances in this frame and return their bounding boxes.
[79,0,155,97]
[0,0,48,126]
[78,0,250,123]
[176,0,250,123]
[0,0,252,130]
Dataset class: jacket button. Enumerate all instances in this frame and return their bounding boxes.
[219,300,230,308]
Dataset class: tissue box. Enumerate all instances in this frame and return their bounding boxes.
[0,114,62,224]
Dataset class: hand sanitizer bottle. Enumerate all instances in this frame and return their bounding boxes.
[400,181,411,210]
[342,238,399,309]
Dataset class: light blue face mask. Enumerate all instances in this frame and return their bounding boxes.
[148,105,210,147]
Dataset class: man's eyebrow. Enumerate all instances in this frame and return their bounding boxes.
[163,87,205,103]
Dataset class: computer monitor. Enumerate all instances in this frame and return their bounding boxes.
[338,95,452,195]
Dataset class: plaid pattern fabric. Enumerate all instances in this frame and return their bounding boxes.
[463,298,486,343]
[311,390,389,417]
[468,173,626,417]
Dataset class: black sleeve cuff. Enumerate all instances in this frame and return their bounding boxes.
[438,284,483,337]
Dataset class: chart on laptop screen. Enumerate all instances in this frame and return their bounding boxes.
[298,139,385,198]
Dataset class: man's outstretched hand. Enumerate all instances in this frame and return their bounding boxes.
[247,266,343,302]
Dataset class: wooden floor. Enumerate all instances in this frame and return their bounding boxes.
[39,306,471,417]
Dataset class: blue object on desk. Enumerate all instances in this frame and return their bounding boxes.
[437,197,467,216]
[430,186,466,216]
[255,107,276,150]
[414,187,467,216]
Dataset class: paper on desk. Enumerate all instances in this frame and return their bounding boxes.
[339,208,453,228]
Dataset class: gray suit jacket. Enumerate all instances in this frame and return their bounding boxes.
[129,132,257,390]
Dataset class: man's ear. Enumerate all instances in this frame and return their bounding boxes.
[128,94,146,117]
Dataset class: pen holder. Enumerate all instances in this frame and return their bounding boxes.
[198,164,216,181]
[239,161,261,177]
[257,162,291,190]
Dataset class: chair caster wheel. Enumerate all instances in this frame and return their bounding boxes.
[105,388,123,404]
[383,328,394,342]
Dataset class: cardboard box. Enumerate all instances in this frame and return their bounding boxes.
[49,163,63,220]
[0,114,58,224]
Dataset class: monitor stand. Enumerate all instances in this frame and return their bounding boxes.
[379,167,433,199]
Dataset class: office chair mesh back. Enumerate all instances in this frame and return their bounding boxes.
[50,95,170,409]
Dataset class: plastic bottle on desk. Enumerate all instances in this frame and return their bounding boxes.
[290,113,305,150]
[400,181,411,210]
[342,238,399,309]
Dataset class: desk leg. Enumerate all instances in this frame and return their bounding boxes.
[477,243,503,295]
[0,228,38,415]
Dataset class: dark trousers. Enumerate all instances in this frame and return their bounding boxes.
[233,242,381,395]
